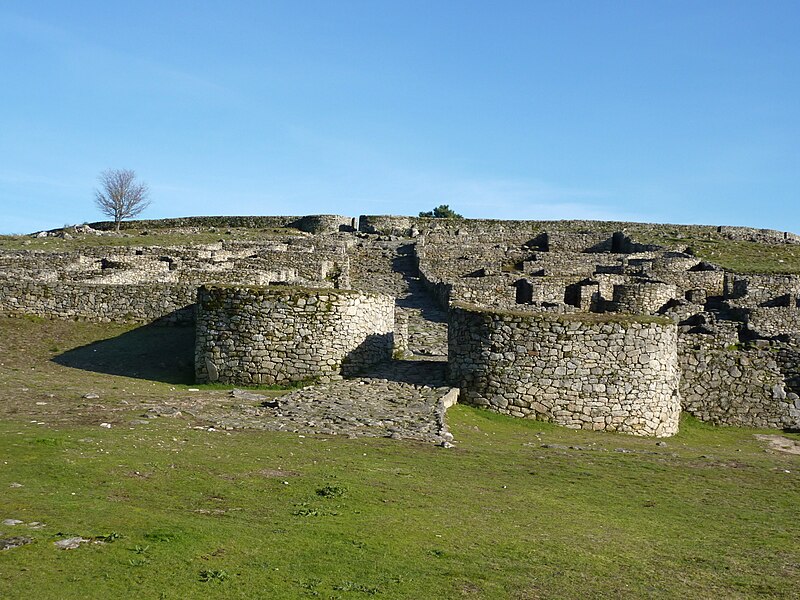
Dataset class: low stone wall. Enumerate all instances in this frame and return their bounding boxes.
[544,231,613,253]
[359,216,800,246]
[717,225,800,244]
[195,286,394,385]
[0,279,195,324]
[85,214,354,234]
[289,215,355,234]
[679,335,800,428]
[724,273,800,304]
[745,307,800,337]
[87,215,304,232]
[448,303,681,437]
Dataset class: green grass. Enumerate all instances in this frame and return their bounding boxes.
[632,233,800,274]
[0,317,799,598]
[1,411,798,599]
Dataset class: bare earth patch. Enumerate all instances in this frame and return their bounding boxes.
[754,434,800,455]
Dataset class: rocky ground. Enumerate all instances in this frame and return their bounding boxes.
[163,359,456,444]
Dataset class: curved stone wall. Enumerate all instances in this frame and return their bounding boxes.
[195,286,394,385]
[609,281,677,314]
[448,303,681,437]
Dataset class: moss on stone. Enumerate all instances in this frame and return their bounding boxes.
[450,301,673,326]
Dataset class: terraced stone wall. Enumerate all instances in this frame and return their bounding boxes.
[678,335,800,428]
[195,286,394,385]
[448,304,681,437]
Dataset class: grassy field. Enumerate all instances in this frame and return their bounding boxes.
[630,232,800,274]
[0,317,798,599]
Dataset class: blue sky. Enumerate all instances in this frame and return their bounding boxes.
[1,1,798,234]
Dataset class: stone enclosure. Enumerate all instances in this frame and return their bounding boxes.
[195,286,394,386]
[3,213,800,439]
[448,304,681,437]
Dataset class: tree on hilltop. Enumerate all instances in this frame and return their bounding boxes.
[418,204,463,219]
[94,168,150,231]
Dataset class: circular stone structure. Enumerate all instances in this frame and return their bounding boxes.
[610,281,677,315]
[448,303,681,437]
[195,285,394,385]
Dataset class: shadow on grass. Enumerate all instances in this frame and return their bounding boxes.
[52,322,195,384]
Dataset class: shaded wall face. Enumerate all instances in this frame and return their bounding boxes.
[448,307,681,437]
[195,287,394,386]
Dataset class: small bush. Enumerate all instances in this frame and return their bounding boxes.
[199,569,228,583]
[316,485,347,498]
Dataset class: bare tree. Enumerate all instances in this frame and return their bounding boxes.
[94,169,151,231]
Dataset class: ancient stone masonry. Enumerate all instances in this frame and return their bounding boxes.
[85,214,354,234]
[678,335,800,428]
[359,215,800,245]
[195,286,395,386]
[448,304,681,437]
[607,281,678,315]
[0,280,196,324]
[7,213,800,438]
[0,235,352,323]
[724,273,800,304]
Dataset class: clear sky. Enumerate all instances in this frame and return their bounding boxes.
[1,1,798,234]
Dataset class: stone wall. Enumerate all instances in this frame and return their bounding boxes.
[608,281,677,315]
[724,273,800,304]
[448,303,681,437]
[742,306,800,338]
[544,231,613,253]
[0,236,354,322]
[678,335,800,428]
[359,215,800,246]
[195,286,395,385]
[86,214,354,234]
[0,279,195,324]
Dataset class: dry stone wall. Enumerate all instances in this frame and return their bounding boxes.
[0,279,196,324]
[0,235,354,323]
[359,215,800,245]
[87,214,354,234]
[195,286,394,386]
[725,273,800,304]
[448,303,681,437]
[742,306,800,337]
[678,335,800,428]
[608,281,677,315]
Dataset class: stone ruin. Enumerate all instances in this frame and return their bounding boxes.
[4,213,800,439]
[195,286,394,386]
